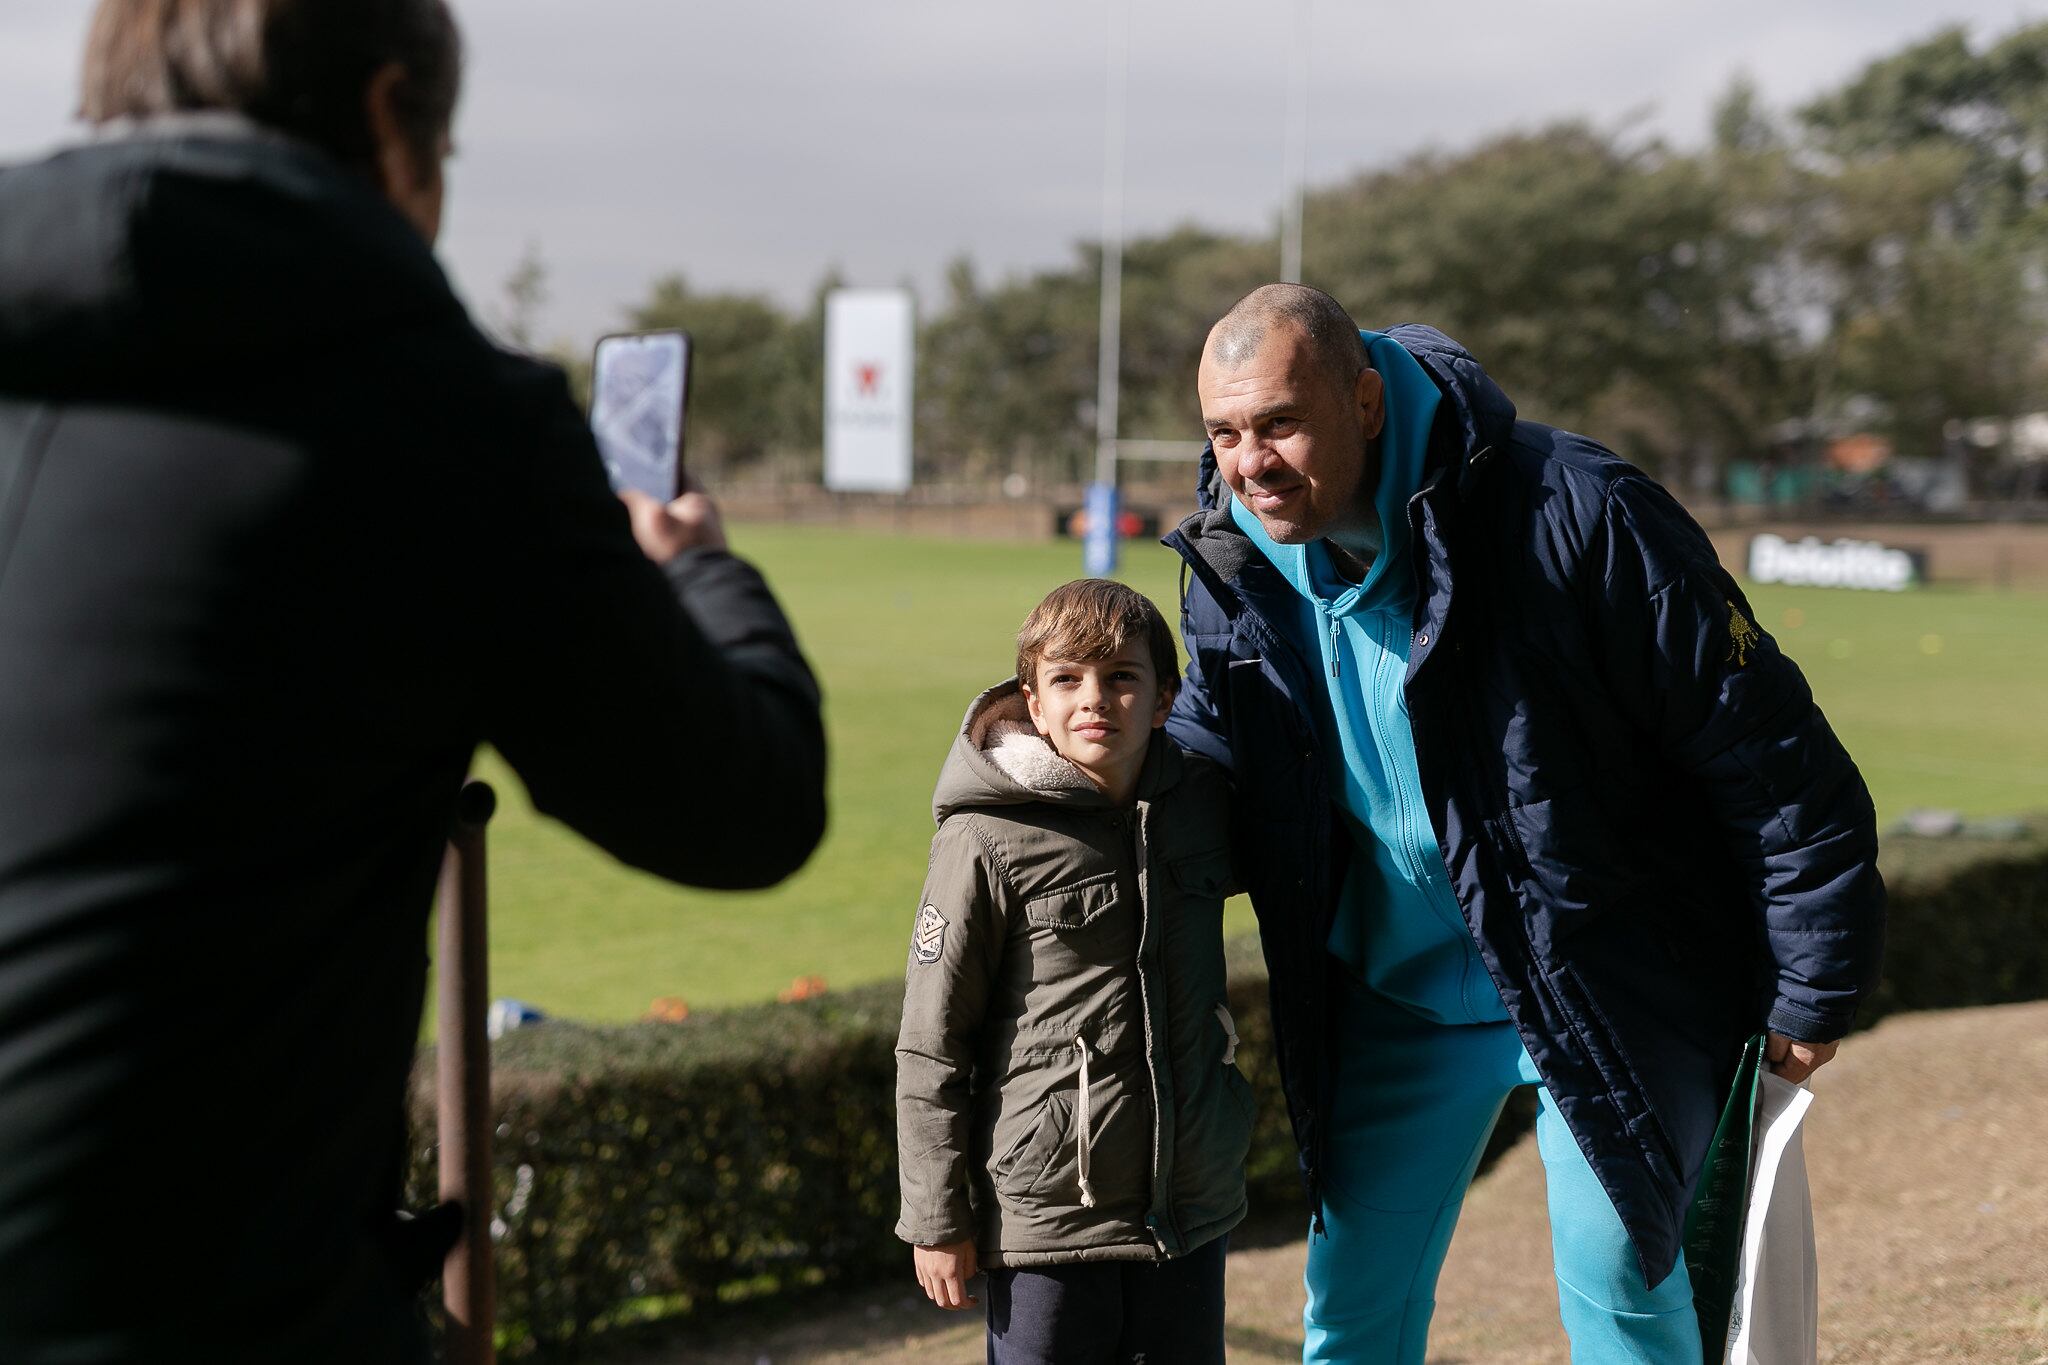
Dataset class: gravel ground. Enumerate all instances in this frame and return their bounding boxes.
[645,1000,2048,1364]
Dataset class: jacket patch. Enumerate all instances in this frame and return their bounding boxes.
[1726,601,1760,667]
[912,904,946,964]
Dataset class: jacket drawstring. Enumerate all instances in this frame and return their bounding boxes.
[1215,1003,1239,1066]
[1074,1034,1097,1208]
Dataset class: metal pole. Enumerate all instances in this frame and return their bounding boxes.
[1093,0,1129,491]
[437,779,498,1365]
[1280,0,1310,284]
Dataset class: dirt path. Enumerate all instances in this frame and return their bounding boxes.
[647,1001,2048,1363]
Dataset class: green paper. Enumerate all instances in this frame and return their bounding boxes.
[1683,1033,1764,1359]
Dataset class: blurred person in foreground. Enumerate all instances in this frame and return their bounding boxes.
[0,2,825,1361]
[1164,284,1884,1362]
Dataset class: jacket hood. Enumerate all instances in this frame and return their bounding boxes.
[0,114,464,399]
[1389,323,1517,478]
[932,680,1181,823]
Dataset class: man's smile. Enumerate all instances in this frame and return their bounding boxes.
[1244,482,1301,508]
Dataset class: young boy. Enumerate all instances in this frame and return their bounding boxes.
[895,578,1252,1365]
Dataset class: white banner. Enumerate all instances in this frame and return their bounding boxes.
[1747,534,1924,591]
[825,289,915,492]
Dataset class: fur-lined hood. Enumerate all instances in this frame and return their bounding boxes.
[931,679,1183,824]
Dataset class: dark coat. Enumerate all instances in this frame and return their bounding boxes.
[0,117,824,1363]
[1163,323,1884,1283]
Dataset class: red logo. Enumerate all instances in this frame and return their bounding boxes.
[854,363,882,397]
[1066,509,1147,537]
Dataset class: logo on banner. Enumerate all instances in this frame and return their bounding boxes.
[841,358,896,421]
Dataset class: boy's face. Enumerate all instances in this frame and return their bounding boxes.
[1023,651,1173,802]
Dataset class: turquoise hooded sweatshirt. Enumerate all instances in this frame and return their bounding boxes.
[1229,331,1505,1025]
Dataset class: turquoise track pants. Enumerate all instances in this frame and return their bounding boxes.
[1302,982,1702,1364]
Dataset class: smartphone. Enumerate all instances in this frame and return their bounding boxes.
[589,329,692,501]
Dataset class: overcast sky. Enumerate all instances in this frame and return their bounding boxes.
[4,1,2042,345]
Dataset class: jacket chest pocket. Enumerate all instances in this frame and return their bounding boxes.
[1168,850,1233,902]
[1023,872,1119,930]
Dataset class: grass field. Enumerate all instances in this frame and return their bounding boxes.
[470,523,2048,1022]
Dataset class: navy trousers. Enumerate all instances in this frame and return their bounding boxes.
[984,1235,1227,1365]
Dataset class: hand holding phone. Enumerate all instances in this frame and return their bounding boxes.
[619,477,726,564]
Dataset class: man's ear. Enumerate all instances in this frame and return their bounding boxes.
[364,62,414,201]
[363,61,446,242]
[1355,365,1386,442]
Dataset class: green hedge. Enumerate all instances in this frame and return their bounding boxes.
[407,959,1295,1358]
[407,822,2047,1358]
[1857,820,2048,1024]
[407,987,903,1356]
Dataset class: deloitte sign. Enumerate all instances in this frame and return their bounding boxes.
[1747,534,1926,592]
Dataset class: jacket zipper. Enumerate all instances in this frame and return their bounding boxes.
[1359,612,1427,889]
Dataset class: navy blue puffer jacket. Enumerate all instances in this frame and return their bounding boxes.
[1163,324,1884,1284]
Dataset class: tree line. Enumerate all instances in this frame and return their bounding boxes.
[533,21,2048,495]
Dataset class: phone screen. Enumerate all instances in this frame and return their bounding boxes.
[590,330,690,501]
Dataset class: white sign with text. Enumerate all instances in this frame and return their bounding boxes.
[825,289,915,493]
[1747,534,1924,592]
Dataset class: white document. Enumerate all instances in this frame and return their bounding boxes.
[1726,1070,1818,1365]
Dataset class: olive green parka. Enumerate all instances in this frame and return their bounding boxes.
[894,681,1253,1266]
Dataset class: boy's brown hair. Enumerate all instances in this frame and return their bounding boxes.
[1015,579,1180,693]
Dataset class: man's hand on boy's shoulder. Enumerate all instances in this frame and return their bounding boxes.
[914,1238,980,1310]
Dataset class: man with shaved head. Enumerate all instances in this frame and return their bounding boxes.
[1164,285,1884,1361]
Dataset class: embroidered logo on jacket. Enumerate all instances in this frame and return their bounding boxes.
[1726,601,1761,667]
[912,905,946,964]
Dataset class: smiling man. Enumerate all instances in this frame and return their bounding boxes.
[1164,284,1886,1362]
